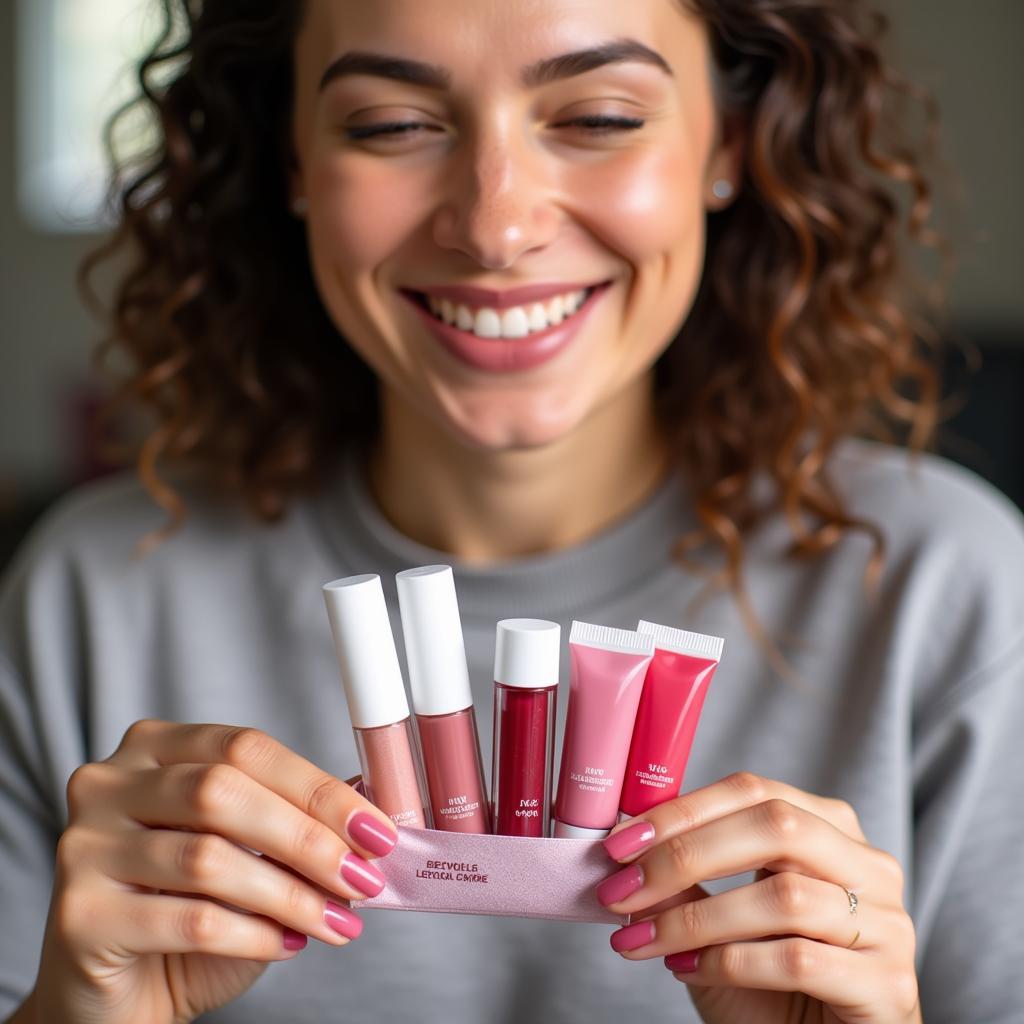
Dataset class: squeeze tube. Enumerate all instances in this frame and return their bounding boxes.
[618,620,723,819]
[553,621,654,839]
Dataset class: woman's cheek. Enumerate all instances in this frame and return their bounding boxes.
[579,147,707,349]
[309,159,419,280]
[304,158,429,370]
[593,145,702,261]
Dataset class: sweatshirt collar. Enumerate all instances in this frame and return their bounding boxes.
[312,447,697,622]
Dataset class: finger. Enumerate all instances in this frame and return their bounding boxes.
[102,762,387,905]
[608,872,872,960]
[663,938,918,1019]
[96,889,353,959]
[99,827,365,948]
[599,799,888,917]
[627,882,708,922]
[603,771,866,865]
[109,720,398,858]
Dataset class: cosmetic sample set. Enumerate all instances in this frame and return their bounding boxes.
[322,566,723,923]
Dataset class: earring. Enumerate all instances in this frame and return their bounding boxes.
[291,196,309,217]
[711,179,734,201]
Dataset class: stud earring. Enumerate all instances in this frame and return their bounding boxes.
[291,196,309,217]
[711,179,734,201]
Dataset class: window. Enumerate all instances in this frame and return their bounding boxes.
[16,0,173,233]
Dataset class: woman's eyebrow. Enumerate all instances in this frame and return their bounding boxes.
[317,38,673,93]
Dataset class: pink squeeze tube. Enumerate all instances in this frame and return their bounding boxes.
[618,620,724,819]
[553,622,655,839]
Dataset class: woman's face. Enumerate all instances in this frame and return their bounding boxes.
[291,0,736,451]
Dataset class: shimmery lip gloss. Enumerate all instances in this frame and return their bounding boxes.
[396,565,490,834]
[399,282,613,374]
[490,619,561,837]
[323,574,429,829]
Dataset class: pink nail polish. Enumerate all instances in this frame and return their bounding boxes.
[347,810,398,857]
[603,820,655,861]
[324,900,363,939]
[610,919,656,953]
[665,950,699,973]
[596,863,644,907]
[283,927,307,951]
[341,852,386,897]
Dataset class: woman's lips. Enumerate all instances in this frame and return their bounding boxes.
[399,281,612,374]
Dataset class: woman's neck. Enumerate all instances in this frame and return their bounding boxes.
[366,375,672,563]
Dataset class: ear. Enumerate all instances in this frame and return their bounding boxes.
[704,113,745,211]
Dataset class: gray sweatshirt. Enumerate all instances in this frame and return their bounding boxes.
[1,439,1023,1023]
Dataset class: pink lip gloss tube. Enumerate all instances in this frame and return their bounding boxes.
[323,574,429,829]
[491,619,561,837]
[553,622,654,839]
[618,621,723,820]
[396,565,490,834]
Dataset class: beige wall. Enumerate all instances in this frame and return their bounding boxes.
[1,0,1022,489]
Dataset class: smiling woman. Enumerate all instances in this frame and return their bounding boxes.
[3,1,1024,1024]
[76,0,936,569]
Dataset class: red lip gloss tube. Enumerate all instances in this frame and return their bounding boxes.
[323,574,430,829]
[490,619,561,837]
[396,565,491,834]
[618,620,723,820]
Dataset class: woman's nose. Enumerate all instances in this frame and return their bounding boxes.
[431,131,560,270]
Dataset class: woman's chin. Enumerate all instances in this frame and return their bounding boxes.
[435,391,588,453]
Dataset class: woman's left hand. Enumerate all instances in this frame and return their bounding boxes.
[597,772,921,1024]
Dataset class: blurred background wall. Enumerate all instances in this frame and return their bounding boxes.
[1,0,1022,571]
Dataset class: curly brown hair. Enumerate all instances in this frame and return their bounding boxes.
[80,0,945,645]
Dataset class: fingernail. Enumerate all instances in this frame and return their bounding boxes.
[324,900,363,940]
[665,951,699,973]
[341,852,386,897]
[610,919,656,953]
[603,821,655,861]
[347,810,398,857]
[283,927,307,951]
[596,864,644,907]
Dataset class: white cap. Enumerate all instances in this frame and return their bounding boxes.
[493,619,561,688]
[395,565,472,717]
[552,820,610,840]
[322,573,410,729]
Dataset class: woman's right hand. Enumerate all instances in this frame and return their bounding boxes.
[26,719,398,1024]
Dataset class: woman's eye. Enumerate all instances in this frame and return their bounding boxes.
[344,114,646,143]
[344,121,438,141]
[556,115,646,135]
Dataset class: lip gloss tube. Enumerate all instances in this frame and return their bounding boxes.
[490,619,561,837]
[396,565,490,834]
[618,621,723,820]
[553,622,654,839]
[323,573,429,829]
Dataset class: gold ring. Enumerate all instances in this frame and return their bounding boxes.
[843,886,858,915]
[846,929,861,949]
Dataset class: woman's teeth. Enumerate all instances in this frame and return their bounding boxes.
[425,288,591,339]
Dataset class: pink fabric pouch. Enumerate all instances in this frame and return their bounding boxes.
[351,781,624,924]
[361,825,627,924]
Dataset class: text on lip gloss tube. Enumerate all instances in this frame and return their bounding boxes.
[569,765,617,793]
[437,794,483,821]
